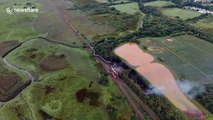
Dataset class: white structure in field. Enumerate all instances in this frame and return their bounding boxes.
[184,6,213,14]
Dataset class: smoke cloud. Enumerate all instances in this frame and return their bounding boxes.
[176,80,205,99]
[146,80,205,99]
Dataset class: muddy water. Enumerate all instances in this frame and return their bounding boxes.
[115,43,201,114]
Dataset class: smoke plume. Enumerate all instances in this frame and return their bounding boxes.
[176,80,205,99]
[146,80,205,99]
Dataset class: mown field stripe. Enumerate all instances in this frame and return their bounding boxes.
[174,38,213,57]
[153,39,209,78]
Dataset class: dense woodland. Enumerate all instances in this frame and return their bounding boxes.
[196,84,213,113]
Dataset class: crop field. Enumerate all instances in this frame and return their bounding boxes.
[192,16,213,35]
[139,34,213,84]
[144,1,175,7]
[160,8,201,20]
[0,0,40,42]
[0,38,133,120]
[110,2,140,14]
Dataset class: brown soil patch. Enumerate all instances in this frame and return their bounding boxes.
[0,74,21,92]
[39,55,68,71]
[45,85,55,95]
[76,88,100,106]
[0,41,21,57]
[166,38,173,42]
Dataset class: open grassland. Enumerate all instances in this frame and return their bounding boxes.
[95,0,108,3]
[70,0,141,40]
[33,1,83,46]
[0,0,40,42]
[0,38,133,120]
[160,8,202,20]
[63,10,115,40]
[192,16,213,35]
[139,34,213,83]
[6,38,98,81]
[144,1,175,7]
[94,0,129,3]
[110,2,140,14]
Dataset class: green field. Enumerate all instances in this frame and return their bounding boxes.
[160,8,202,20]
[192,16,213,35]
[0,38,133,120]
[139,34,213,83]
[110,2,140,14]
[144,1,175,7]
[0,0,41,42]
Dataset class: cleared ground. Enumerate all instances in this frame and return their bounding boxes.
[139,34,213,83]
[160,8,202,20]
[144,1,175,7]
[110,2,140,14]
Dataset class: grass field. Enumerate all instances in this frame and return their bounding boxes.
[160,8,202,20]
[1,38,133,119]
[110,2,140,14]
[144,1,175,7]
[191,16,213,35]
[0,0,41,42]
[139,34,213,83]
[95,0,108,3]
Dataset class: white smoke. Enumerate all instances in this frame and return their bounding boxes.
[146,85,163,95]
[176,80,205,99]
[146,80,205,99]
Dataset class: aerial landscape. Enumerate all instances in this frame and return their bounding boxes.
[0,0,213,120]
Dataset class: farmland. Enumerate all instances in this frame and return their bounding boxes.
[110,2,140,14]
[115,43,203,119]
[1,0,213,119]
[144,1,175,7]
[139,34,213,83]
[160,8,202,20]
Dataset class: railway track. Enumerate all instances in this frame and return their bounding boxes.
[58,9,160,120]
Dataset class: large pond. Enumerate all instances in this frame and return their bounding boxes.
[115,43,201,114]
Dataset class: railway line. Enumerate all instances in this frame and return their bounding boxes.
[58,10,159,120]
